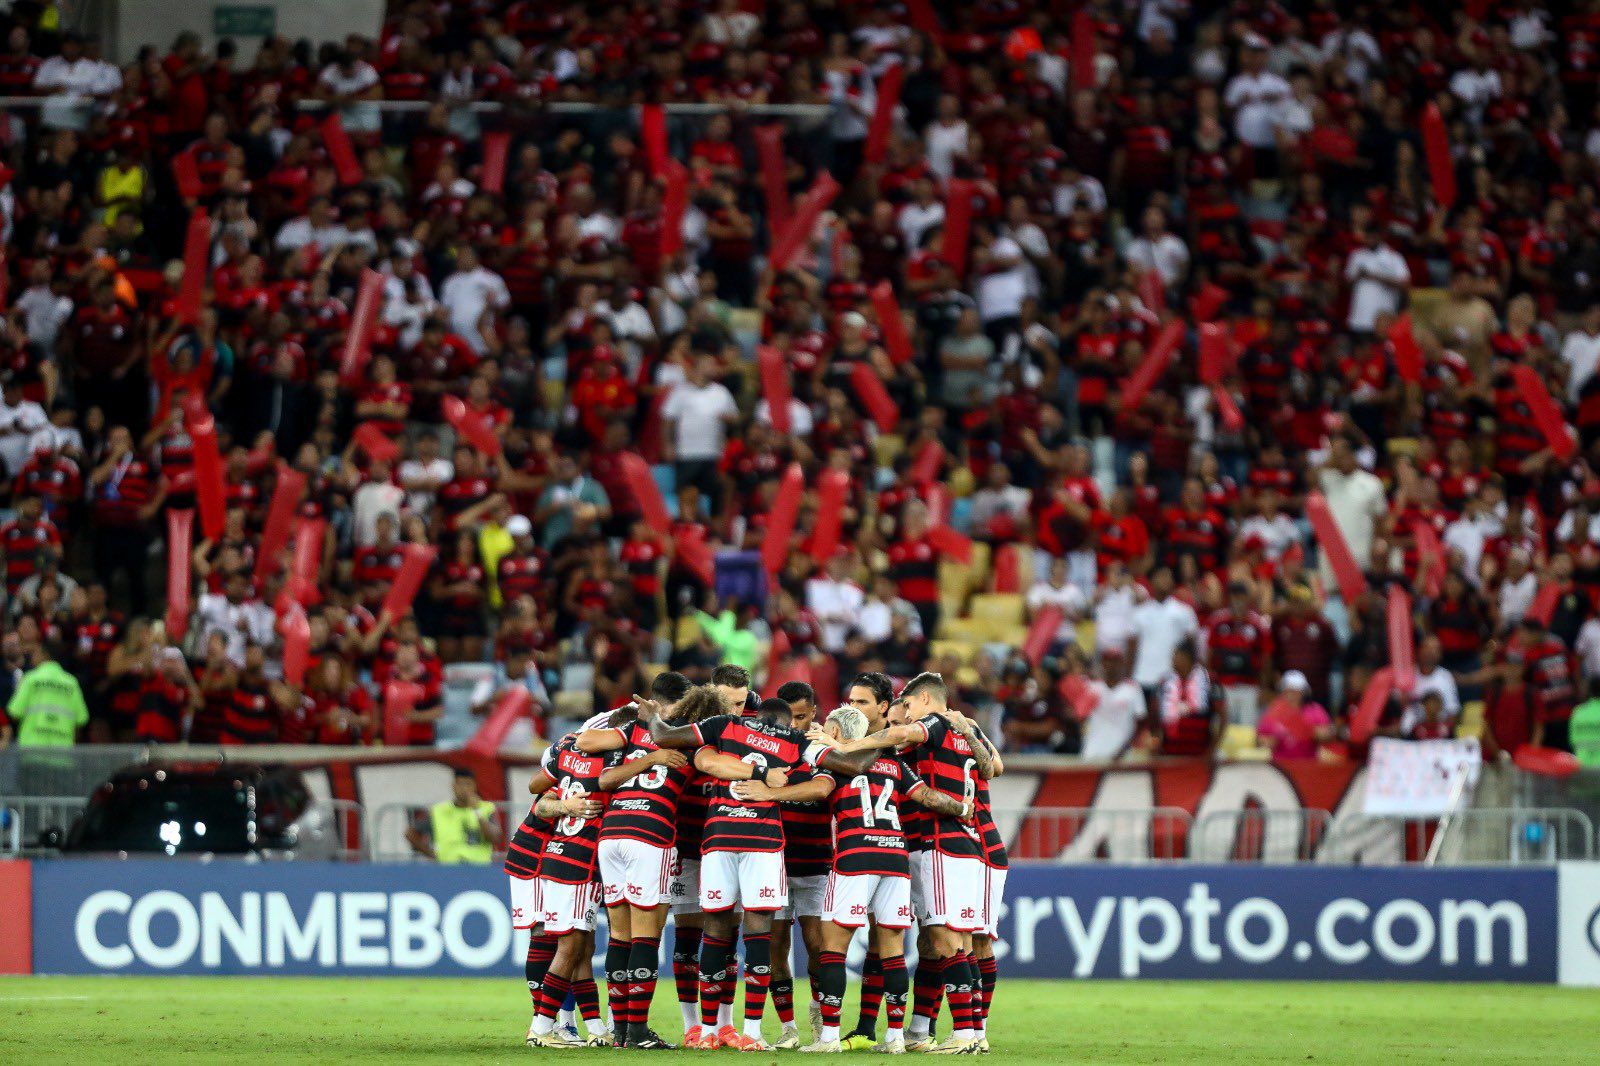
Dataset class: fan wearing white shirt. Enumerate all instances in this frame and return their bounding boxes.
[1343,231,1410,333]
[1128,567,1201,696]
[1223,36,1291,171]
[1125,205,1190,288]
[1081,654,1149,761]
[660,354,739,508]
[805,555,866,654]
[1559,304,1600,402]
[439,245,512,356]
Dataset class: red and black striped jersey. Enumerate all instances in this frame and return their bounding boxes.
[831,755,925,878]
[903,715,984,859]
[535,742,620,885]
[690,714,822,854]
[674,772,715,860]
[221,683,277,744]
[504,739,565,879]
[780,770,835,878]
[599,722,695,849]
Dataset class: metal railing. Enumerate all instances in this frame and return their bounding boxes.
[0,795,87,856]
[367,799,524,863]
[1004,806,1194,863]
[1424,807,1595,865]
[1190,809,1332,864]
[299,799,367,862]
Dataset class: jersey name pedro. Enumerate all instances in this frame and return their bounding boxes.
[599,721,694,849]
[831,755,925,878]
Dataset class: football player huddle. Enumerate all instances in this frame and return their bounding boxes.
[506,664,1007,1054]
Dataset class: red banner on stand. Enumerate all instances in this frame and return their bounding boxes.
[661,159,688,261]
[910,439,944,485]
[382,544,438,619]
[864,63,903,164]
[1387,587,1416,694]
[352,422,400,465]
[172,150,201,200]
[808,470,852,563]
[480,131,509,194]
[872,281,914,365]
[1306,491,1368,607]
[281,604,311,688]
[1511,363,1577,460]
[927,523,973,565]
[175,210,211,326]
[166,509,194,641]
[185,395,227,541]
[253,466,307,586]
[1117,320,1183,412]
[320,112,365,187]
[761,463,806,574]
[465,687,533,755]
[754,124,789,236]
[1420,103,1456,210]
[1389,313,1423,383]
[758,346,792,434]
[442,395,502,457]
[621,452,672,534]
[943,178,974,278]
[339,268,385,384]
[1349,667,1395,745]
[382,681,425,746]
[641,104,668,174]
[768,172,841,274]
[850,362,900,432]
[1071,10,1097,92]
[1024,606,1063,665]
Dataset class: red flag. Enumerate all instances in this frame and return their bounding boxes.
[1191,282,1229,323]
[464,687,534,755]
[338,268,385,385]
[761,463,806,574]
[676,525,716,586]
[184,395,227,541]
[1349,666,1395,745]
[1306,491,1368,607]
[925,483,949,527]
[850,362,900,432]
[1059,673,1100,720]
[905,0,940,34]
[382,681,425,746]
[620,452,672,534]
[758,346,792,435]
[1511,363,1577,460]
[253,466,307,585]
[1513,744,1580,778]
[660,159,689,261]
[480,130,509,194]
[943,178,974,278]
[1528,582,1564,627]
[289,519,325,606]
[442,395,502,457]
[926,523,973,565]
[1420,102,1456,210]
[352,421,400,465]
[1387,586,1417,694]
[808,469,852,564]
[754,124,789,236]
[165,509,194,641]
[382,544,438,619]
[320,112,364,187]
[172,150,201,200]
[640,104,668,174]
[1413,520,1447,599]
[1212,386,1244,432]
[909,439,945,485]
[865,63,904,165]
[1137,269,1166,313]
[1024,606,1063,665]
[1117,320,1184,412]
[1071,10,1097,92]
[769,172,841,275]
[175,210,211,326]
[280,604,311,688]
[1198,322,1230,385]
[871,281,914,366]
[1389,313,1423,384]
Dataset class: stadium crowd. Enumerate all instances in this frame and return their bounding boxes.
[3,0,1600,761]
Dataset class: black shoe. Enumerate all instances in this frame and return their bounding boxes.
[627,1026,677,1050]
[614,1028,631,1049]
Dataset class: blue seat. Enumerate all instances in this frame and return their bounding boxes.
[652,465,680,519]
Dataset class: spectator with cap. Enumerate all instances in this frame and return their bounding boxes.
[1257,671,1332,759]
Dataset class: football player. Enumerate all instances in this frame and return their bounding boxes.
[767,680,829,1050]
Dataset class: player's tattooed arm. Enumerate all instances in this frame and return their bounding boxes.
[807,722,923,754]
[600,748,687,790]
[816,745,881,777]
[535,792,601,820]
[909,781,975,822]
[636,694,703,749]
[939,709,997,780]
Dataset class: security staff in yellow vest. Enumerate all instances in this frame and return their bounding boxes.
[406,769,501,864]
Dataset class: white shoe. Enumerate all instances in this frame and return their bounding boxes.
[526,1028,581,1049]
[810,1000,824,1037]
[800,1039,843,1053]
[585,1030,615,1047]
[930,1036,978,1055]
[976,1038,990,1054]
[904,1035,937,1053]
[873,1037,907,1054]
[773,1027,801,1050]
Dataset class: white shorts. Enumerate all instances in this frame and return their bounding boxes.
[983,866,1007,938]
[823,872,913,930]
[669,857,702,915]
[599,838,675,910]
[777,874,828,921]
[509,874,542,930]
[539,879,602,934]
[701,850,788,913]
[912,851,986,933]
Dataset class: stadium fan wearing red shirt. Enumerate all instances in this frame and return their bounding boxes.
[86,425,164,617]
[1502,615,1580,751]
[641,693,880,1052]
[135,647,199,743]
[14,445,83,523]
[1271,585,1340,709]
[0,494,62,597]
[1205,581,1273,727]
[887,502,942,641]
[1162,478,1228,576]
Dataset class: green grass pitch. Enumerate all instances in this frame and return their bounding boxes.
[2,975,1596,1063]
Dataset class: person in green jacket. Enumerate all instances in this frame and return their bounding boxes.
[1572,683,1600,768]
[694,597,764,675]
[3,644,87,749]
[406,769,502,864]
